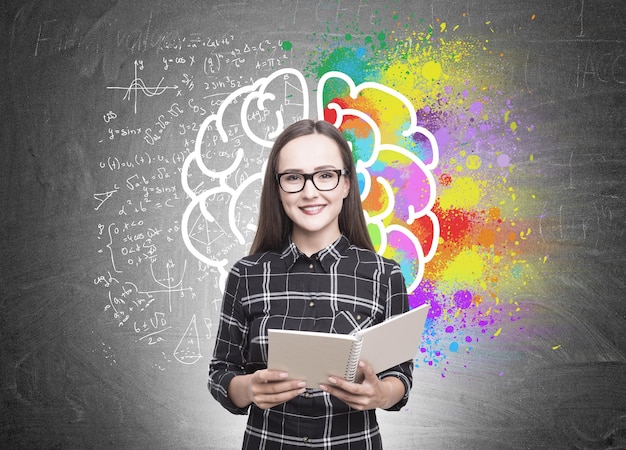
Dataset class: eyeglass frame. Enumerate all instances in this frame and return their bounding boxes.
[276,169,349,193]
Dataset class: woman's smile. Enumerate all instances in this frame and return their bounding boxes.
[299,204,326,215]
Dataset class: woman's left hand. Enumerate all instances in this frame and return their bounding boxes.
[319,361,404,411]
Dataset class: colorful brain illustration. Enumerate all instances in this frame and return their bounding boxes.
[317,71,440,293]
[181,68,438,298]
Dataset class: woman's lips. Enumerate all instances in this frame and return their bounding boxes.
[299,205,325,215]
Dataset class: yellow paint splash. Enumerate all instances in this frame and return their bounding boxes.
[422,60,442,81]
[380,37,478,109]
[465,154,482,170]
[438,176,483,210]
[440,250,486,288]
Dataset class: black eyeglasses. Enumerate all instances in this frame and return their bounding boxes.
[276,169,349,193]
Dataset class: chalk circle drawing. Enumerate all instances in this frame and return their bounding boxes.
[181,67,439,301]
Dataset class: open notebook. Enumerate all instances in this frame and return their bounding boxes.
[267,303,430,388]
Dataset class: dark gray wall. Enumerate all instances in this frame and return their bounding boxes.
[1,1,625,448]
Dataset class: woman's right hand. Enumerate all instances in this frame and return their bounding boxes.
[229,370,307,409]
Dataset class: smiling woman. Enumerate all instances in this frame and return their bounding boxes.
[275,132,351,255]
[250,119,375,255]
[208,119,413,449]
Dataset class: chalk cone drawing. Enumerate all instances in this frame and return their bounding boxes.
[174,314,202,365]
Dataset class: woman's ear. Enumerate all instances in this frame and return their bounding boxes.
[343,178,350,199]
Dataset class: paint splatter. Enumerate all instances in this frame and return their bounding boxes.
[303,14,538,377]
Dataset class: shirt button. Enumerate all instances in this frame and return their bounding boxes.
[309,263,314,269]
[304,391,311,398]
[303,437,309,443]
[356,314,361,320]
[309,301,315,307]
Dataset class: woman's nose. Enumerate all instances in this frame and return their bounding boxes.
[300,178,319,197]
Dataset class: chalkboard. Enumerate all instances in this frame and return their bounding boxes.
[1,0,625,448]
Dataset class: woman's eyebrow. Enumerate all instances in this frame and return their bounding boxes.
[314,165,338,170]
[280,165,338,173]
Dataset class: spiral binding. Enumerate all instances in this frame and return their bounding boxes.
[344,337,363,382]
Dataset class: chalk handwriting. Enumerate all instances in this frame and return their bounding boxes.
[95,32,293,368]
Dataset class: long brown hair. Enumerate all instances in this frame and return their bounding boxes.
[249,119,374,254]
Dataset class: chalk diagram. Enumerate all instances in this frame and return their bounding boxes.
[181,67,440,299]
[173,314,202,365]
[107,60,178,114]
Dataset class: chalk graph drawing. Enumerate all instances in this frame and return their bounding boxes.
[181,67,439,298]
[149,259,192,313]
[107,60,178,114]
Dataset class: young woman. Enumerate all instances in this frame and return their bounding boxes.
[208,119,412,449]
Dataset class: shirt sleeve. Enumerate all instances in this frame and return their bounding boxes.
[208,262,250,415]
[378,263,413,411]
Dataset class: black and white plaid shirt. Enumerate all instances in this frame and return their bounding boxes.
[208,235,412,449]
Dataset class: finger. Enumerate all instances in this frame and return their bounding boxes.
[256,385,307,409]
[319,383,350,401]
[260,388,304,404]
[254,379,306,397]
[325,375,362,394]
[319,384,367,410]
[321,377,365,401]
[268,380,307,394]
[253,380,306,395]
[255,369,289,384]
[358,361,377,382]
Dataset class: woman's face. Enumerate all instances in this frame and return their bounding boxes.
[277,132,350,252]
